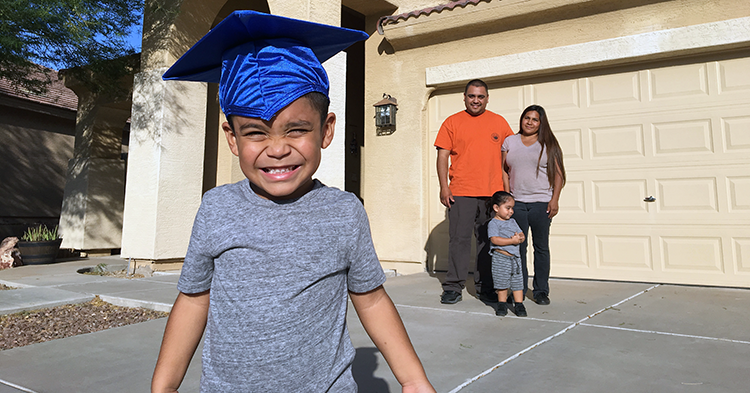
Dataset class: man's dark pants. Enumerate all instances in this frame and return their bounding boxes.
[512,201,551,298]
[442,196,493,296]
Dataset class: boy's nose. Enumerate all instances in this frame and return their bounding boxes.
[266,138,292,158]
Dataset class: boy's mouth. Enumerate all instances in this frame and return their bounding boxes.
[262,165,299,174]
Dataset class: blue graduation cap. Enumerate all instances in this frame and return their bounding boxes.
[162,10,369,120]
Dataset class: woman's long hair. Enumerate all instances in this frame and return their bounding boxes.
[519,105,566,189]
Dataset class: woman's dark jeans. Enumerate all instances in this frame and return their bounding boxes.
[512,201,551,298]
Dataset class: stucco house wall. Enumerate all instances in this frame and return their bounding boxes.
[0,74,77,239]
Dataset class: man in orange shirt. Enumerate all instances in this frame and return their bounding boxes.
[435,79,514,304]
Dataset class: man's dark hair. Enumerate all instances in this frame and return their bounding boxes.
[464,79,488,94]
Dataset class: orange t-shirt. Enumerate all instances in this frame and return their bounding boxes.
[434,110,514,197]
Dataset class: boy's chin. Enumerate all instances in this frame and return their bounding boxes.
[249,179,314,200]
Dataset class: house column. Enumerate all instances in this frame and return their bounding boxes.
[58,79,130,253]
[120,69,207,270]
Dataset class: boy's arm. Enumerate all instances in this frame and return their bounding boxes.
[152,291,210,393]
[489,233,524,246]
[350,286,436,393]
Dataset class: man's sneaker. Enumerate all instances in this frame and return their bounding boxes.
[513,303,527,317]
[441,290,462,304]
[495,303,507,316]
[534,293,550,305]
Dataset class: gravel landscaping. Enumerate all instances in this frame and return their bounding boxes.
[0,296,169,350]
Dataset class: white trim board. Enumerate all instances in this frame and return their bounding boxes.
[426,17,750,87]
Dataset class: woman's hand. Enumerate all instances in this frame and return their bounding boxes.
[547,200,559,219]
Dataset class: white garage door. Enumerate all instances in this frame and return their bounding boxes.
[427,54,750,288]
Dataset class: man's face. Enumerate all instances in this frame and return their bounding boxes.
[463,85,488,116]
[223,97,335,200]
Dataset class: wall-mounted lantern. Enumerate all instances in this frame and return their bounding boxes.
[373,94,397,135]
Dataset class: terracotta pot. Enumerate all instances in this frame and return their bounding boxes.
[17,239,63,265]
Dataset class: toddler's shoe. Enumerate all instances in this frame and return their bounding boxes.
[495,303,507,316]
[441,290,462,304]
[513,303,527,317]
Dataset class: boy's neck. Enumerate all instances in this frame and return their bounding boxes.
[249,178,315,201]
[494,216,508,221]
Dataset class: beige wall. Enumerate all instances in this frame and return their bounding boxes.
[0,102,75,239]
[362,0,750,276]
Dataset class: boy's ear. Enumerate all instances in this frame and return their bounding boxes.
[222,121,240,157]
[320,113,336,149]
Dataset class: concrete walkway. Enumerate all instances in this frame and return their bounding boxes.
[1,257,748,392]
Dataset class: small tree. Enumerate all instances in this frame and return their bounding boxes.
[0,0,143,95]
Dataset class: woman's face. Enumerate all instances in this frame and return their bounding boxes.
[521,110,540,136]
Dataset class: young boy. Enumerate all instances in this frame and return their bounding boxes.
[151,11,435,393]
[487,191,527,317]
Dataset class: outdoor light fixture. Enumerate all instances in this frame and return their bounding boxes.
[373,94,398,129]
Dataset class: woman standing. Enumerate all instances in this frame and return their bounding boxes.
[501,105,565,305]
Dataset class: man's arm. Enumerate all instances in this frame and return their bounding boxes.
[152,291,210,393]
[350,286,435,393]
[436,148,453,208]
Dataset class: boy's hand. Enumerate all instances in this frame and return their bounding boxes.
[512,232,525,244]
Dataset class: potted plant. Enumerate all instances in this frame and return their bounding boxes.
[17,225,63,265]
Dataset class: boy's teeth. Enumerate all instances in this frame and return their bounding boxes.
[266,167,293,174]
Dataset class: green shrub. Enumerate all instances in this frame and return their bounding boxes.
[21,225,61,242]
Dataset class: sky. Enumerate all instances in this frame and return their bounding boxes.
[127,23,143,52]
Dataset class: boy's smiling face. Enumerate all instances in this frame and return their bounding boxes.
[223,97,335,200]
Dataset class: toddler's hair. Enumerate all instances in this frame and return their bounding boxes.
[491,190,514,207]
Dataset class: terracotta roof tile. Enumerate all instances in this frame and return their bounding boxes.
[0,68,77,112]
[377,0,492,34]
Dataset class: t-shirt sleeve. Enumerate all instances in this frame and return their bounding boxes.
[502,136,511,152]
[346,202,387,293]
[177,196,215,294]
[487,219,502,239]
[434,117,453,151]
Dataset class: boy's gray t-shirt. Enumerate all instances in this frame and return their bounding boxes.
[487,217,522,257]
[178,179,386,392]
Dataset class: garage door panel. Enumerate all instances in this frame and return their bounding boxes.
[487,85,526,114]
[648,63,709,100]
[555,128,584,161]
[590,124,645,158]
[722,115,750,150]
[656,177,718,212]
[559,180,585,212]
[531,79,581,109]
[593,180,648,212]
[652,119,714,155]
[549,234,589,268]
[728,176,750,211]
[717,57,750,94]
[661,236,724,273]
[733,238,750,274]
[595,235,653,270]
[587,71,641,106]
